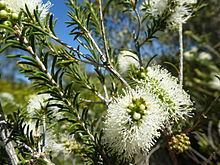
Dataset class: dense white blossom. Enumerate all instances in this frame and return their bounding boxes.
[2,0,52,19]
[141,0,197,28]
[142,0,168,17]
[118,50,140,73]
[103,86,168,160]
[26,94,62,120]
[27,94,51,116]
[167,5,192,28]
[139,65,194,121]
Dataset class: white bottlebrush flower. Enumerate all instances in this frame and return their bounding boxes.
[142,0,168,17]
[167,5,192,28]
[139,65,194,121]
[3,0,52,19]
[198,52,212,60]
[27,94,51,116]
[118,50,140,73]
[103,87,168,160]
[168,0,197,28]
[26,93,61,119]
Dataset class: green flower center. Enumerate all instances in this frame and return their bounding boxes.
[127,97,148,124]
[130,67,147,80]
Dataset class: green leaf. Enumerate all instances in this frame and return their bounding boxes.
[0,43,14,53]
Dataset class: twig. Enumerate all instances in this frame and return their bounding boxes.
[190,147,211,164]
[179,23,183,87]
[134,9,143,66]
[207,121,218,150]
[186,96,219,133]
[98,0,110,63]
[77,3,129,87]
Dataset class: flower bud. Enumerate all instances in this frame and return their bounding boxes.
[11,12,19,20]
[0,10,9,20]
[0,1,6,10]
[133,112,141,120]
[3,20,12,27]
[139,104,146,111]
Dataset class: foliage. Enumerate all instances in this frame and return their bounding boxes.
[0,0,220,164]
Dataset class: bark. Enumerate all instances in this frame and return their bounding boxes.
[0,102,19,165]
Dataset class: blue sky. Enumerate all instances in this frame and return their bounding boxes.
[49,0,77,47]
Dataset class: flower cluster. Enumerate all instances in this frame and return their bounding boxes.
[142,0,197,29]
[103,65,193,161]
[141,65,194,121]
[103,87,168,160]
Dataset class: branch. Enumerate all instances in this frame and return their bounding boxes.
[98,0,110,63]
[0,102,19,165]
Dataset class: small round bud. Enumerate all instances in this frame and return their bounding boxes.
[133,112,141,120]
[139,104,146,111]
[0,10,9,20]
[140,72,146,78]
[128,103,134,109]
[3,20,12,27]
[126,109,131,113]
[140,67,145,72]
[11,13,19,20]
[0,1,6,10]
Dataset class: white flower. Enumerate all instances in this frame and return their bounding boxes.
[168,0,197,28]
[27,94,51,116]
[198,52,212,60]
[0,92,14,102]
[139,65,194,121]
[3,0,52,19]
[142,0,168,17]
[103,86,168,160]
[168,5,192,28]
[26,94,61,119]
[118,50,140,73]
